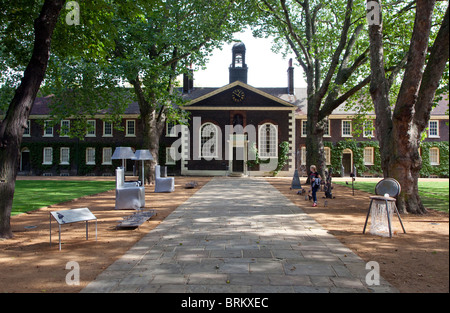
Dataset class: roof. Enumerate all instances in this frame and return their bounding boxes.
[2,87,446,119]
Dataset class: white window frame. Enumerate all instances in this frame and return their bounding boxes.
[43,147,53,165]
[364,147,374,165]
[103,121,113,137]
[23,120,31,137]
[60,147,70,165]
[428,120,439,138]
[301,146,307,165]
[342,120,352,137]
[429,147,440,165]
[324,147,331,165]
[166,147,176,165]
[166,121,177,137]
[301,120,307,137]
[60,120,70,137]
[126,120,136,137]
[258,123,278,158]
[199,123,219,159]
[86,120,96,137]
[363,120,374,138]
[102,147,112,165]
[43,120,53,137]
[323,119,331,137]
[86,147,96,165]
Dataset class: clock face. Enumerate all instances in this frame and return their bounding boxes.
[232,89,245,102]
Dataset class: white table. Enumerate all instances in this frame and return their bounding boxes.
[50,208,97,250]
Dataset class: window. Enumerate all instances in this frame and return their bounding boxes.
[259,123,278,158]
[342,120,352,137]
[364,147,374,165]
[103,121,113,137]
[200,123,218,158]
[86,148,96,165]
[235,53,243,67]
[363,120,374,138]
[324,147,331,165]
[60,147,70,165]
[301,120,307,137]
[102,147,112,165]
[166,121,177,137]
[301,146,307,165]
[43,120,53,137]
[43,147,53,165]
[86,120,96,137]
[323,119,330,137]
[23,120,30,137]
[166,147,176,165]
[428,120,439,138]
[429,147,440,165]
[60,120,70,137]
[126,120,136,137]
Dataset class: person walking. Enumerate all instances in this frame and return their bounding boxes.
[309,165,321,207]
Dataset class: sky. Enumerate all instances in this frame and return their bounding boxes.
[189,29,307,89]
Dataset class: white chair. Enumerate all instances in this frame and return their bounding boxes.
[115,167,145,210]
[155,165,174,193]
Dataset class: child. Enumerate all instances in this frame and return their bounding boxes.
[309,165,321,207]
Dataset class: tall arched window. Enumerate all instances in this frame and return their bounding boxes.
[200,123,218,159]
[258,123,278,158]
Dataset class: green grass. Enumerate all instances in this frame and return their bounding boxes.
[11,180,115,216]
[335,180,449,213]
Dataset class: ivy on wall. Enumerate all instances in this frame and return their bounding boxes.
[246,141,290,176]
[419,141,449,177]
[20,140,448,178]
[21,142,122,176]
[324,140,449,178]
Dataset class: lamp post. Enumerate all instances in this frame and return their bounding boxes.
[111,147,136,187]
[111,147,136,168]
[133,150,153,185]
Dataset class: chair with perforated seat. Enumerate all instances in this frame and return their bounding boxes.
[363,178,406,238]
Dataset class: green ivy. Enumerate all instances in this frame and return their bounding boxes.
[246,141,289,176]
[21,142,123,176]
[419,141,449,177]
[325,140,448,178]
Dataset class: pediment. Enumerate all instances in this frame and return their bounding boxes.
[181,81,296,110]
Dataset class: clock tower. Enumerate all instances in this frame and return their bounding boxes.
[229,42,248,84]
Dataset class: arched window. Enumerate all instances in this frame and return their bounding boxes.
[200,123,218,159]
[258,123,278,158]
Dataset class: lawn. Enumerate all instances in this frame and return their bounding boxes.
[335,180,449,213]
[11,180,115,216]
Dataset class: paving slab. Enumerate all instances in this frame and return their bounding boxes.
[82,177,398,293]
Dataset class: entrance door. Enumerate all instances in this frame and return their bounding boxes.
[232,146,244,173]
[342,151,352,176]
[21,149,31,172]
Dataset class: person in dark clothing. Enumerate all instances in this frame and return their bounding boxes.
[309,165,321,207]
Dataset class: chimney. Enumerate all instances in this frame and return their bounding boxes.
[183,67,194,93]
[287,58,294,95]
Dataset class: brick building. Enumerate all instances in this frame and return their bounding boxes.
[5,42,448,177]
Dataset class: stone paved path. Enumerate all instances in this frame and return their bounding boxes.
[82,177,397,293]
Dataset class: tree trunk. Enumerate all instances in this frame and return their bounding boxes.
[305,97,326,180]
[0,0,65,238]
[141,111,164,185]
[368,0,448,214]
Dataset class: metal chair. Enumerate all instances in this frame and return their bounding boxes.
[363,178,406,238]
